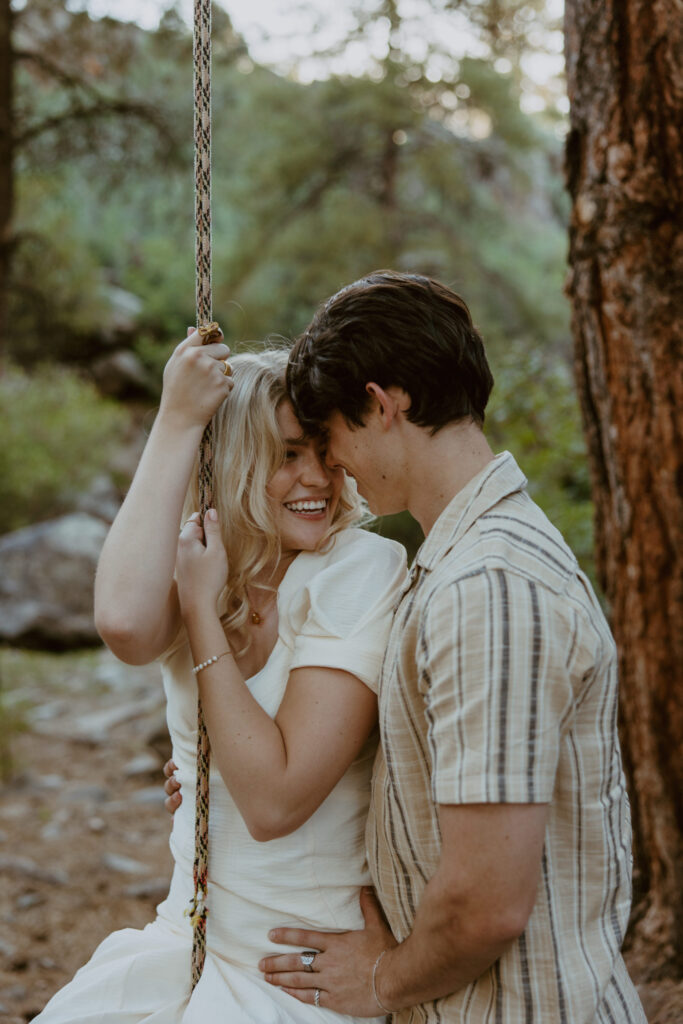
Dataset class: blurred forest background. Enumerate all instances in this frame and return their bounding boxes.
[1,0,588,559]
[0,0,680,1020]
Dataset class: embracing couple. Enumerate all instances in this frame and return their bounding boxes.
[36,271,645,1023]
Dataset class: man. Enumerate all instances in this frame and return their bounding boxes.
[258,271,645,1021]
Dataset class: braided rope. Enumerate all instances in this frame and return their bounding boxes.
[190,0,217,988]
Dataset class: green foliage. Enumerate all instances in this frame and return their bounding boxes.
[12,3,570,349]
[0,647,103,778]
[0,363,127,532]
[6,1,593,578]
[372,511,425,563]
[0,645,102,693]
[486,343,595,581]
[10,172,114,360]
[0,666,30,782]
[457,57,541,150]
[133,333,176,390]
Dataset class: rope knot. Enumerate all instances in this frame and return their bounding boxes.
[197,321,221,341]
[185,886,209,929]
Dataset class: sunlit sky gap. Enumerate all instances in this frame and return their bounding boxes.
[55,0,567,115]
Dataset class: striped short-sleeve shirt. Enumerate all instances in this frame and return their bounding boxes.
[367,452,645,1023]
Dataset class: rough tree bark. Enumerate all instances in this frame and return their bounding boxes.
[0,0,12,348]
[564,0,682,980]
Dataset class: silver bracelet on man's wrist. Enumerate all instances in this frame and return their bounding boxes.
[372,949,393,1014]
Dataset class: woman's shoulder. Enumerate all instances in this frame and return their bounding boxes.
[281,531,406,686]
[278,529,406,655]
[318,527,407,573]
[285,530,407,601]
[281,529,406,596]
[282,528,407,619]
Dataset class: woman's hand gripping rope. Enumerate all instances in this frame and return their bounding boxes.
[160,327,233,434]
[176,509,229,621]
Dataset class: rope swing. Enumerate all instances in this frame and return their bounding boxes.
[189,0,219,987]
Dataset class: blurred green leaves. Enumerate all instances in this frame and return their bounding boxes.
[487,342,594,578]
[4,1,595,581]
[0,363,127,532]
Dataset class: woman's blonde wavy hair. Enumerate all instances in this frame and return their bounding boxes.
[183,348,367,648]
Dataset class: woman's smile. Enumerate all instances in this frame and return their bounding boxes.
[283,497,330,518]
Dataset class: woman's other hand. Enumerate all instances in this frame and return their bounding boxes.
[160,327,233,432]
[176,509,228,619]
[163,759,182,814]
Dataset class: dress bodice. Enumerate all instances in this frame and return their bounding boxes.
[158,529,407,967]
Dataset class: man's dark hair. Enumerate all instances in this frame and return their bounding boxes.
[287,270,494,435]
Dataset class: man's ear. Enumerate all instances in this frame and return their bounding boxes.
[365,383,410,427]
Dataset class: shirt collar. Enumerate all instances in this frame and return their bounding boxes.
[414,451,527,571]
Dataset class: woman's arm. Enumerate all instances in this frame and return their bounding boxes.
[94,329,232,665]
[177,512,378,841]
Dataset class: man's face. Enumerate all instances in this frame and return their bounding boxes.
[323,409,399,516]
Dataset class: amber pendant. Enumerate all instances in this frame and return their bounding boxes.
[251,610,262,625]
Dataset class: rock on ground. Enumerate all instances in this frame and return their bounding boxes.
[0,514,108,648]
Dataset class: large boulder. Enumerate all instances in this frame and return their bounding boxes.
[0,513,109,648]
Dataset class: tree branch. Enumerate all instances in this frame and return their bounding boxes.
[13,48,177,154]
[15,47,102,97]
[15,98,175,153]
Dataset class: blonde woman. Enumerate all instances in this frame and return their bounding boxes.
[35,331,406,1023]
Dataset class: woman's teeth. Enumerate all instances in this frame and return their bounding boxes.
[284,500,328,513]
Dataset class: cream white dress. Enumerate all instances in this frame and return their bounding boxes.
[36,528,407,1023]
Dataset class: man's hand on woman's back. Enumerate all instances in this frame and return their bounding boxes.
[163,759,182,814]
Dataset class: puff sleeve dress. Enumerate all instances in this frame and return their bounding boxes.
[35,528,407,1024]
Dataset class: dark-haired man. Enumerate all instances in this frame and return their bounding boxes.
[260,271,645,1022]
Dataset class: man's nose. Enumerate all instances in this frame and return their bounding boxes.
[301,451,331,484]
[324,448,340,471]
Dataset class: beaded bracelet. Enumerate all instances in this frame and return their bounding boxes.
[371,949,392,1015]
[191,650,231,675]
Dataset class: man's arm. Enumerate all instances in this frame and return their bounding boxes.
[371,801,547,1010]
[260,800,547,1016]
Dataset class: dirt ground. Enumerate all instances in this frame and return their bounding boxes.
[1,647,681,1023]
[0,648,174,1022]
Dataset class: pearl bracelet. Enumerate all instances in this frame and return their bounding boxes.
[191,650,231,675]
[372,949,392,1015]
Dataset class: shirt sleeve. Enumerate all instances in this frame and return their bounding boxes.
[288,533,408,692]
[418,567,573,804]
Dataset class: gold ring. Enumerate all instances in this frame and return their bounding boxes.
[222,359,232,377]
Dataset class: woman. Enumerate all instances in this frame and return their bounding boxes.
[35,329,406,1023]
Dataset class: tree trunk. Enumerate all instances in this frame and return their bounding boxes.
[564,0,683,980]
[0,0,12,349]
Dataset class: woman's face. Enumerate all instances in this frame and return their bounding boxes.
[267,400,344,555]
